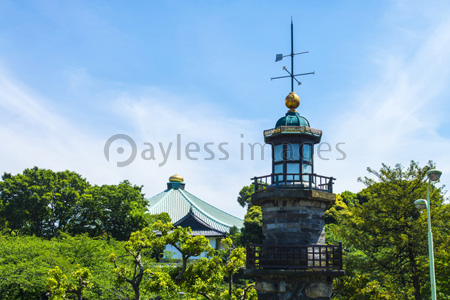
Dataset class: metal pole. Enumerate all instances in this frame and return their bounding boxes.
[291,19,294,92]
[427,180,437,300]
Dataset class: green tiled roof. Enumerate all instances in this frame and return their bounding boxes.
[147,184,243,233]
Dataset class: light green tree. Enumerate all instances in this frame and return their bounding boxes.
[47,266,93,300]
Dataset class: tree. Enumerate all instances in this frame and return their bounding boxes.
[236,184,262,246]
[109,226,167,300]
[177,237,256,300]
[240,206,263,245]
[219,238,247,298]
[156,221,212,283]
[47,266,93,300]
[72,181,150,240]
[331,161,450,299]
[237,184,255,209]
[0,167,89,237]
[109,220,213,300]
[0,167,150,240]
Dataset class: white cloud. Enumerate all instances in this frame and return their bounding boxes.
[0,67,270,219]
[2,0,450,226]
[321,5,450,194]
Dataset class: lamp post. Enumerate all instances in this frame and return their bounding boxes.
[414,169,442,300]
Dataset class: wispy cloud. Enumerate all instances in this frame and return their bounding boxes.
[1,0,450,223]
[322,4,450,193]
[0,66,269,218]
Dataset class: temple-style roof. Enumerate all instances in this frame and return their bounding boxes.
[174,210,225,237]
[147,175,244,235]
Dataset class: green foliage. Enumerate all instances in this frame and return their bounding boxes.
[47,266,93,300]
[109,226,165,300]
[178,237,251,300]
[0,167,150,240]
[325,194,350,225]
[0,167,258,299]
[107,224,255,300]
[330,161,450,299]
[0,234,58,299]
[240,205,263,245]
[334,274,394,299]
[79,181,149,240]
[237,184,255,208]
[0,167,89,237]
[0,233,120,299]
[0,167,259,299]
[236,183,262,246]
[47,266,70,300]
[0,225,255,300]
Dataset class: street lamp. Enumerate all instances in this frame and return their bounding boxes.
[414,169,442,300]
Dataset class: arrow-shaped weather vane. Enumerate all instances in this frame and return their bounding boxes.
[271,19,315,92]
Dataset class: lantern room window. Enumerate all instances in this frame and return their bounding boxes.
[272,143,314,184]
[286,143,300,160]
[302,144,312,162]
[274,164,283,182]
[274,144,283,162]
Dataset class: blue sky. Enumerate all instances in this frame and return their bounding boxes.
[1,0,450,218]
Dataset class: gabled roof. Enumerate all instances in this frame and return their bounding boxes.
[174,210,225,237]
[147,179,243,233]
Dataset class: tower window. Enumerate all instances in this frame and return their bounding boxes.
[274,144,283,162]
[302,144,312,162]
[287,163,300,181]
[274,164,283,182]
[286,143,300,160]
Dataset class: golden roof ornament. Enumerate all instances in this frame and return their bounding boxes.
[169,174,184,182]
[285,92,300,112]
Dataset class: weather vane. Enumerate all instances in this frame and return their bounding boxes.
[271,18,315,92]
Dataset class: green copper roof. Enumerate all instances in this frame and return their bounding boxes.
[147,184,243,233]
[275,111,310,128]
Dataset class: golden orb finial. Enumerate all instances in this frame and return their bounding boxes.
[169,174,184,182]
[285,92,300,111]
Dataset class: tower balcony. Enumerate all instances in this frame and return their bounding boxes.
[246,243,343,271]
[252,173,335,193]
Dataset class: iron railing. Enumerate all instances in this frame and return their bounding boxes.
[246,243,343,270]
[252,173,335,193]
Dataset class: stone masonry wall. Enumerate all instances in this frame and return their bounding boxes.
[261,199,327,245]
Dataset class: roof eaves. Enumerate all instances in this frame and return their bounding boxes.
[174,210,227,235]
[178,189,232,229]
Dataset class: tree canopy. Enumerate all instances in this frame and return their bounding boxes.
[236,184,262,246]
[4,163,450,299]
[0,167,150,240]
[329,161,450,299]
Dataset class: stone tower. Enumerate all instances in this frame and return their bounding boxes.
[244,92,345,299]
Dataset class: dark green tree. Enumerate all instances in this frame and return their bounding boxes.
[236,184,262,245]
[0,167,150,240]
[237,184,255,209]
[240,205,263,245]
[0,167,89,237]
[72,181,150,240]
